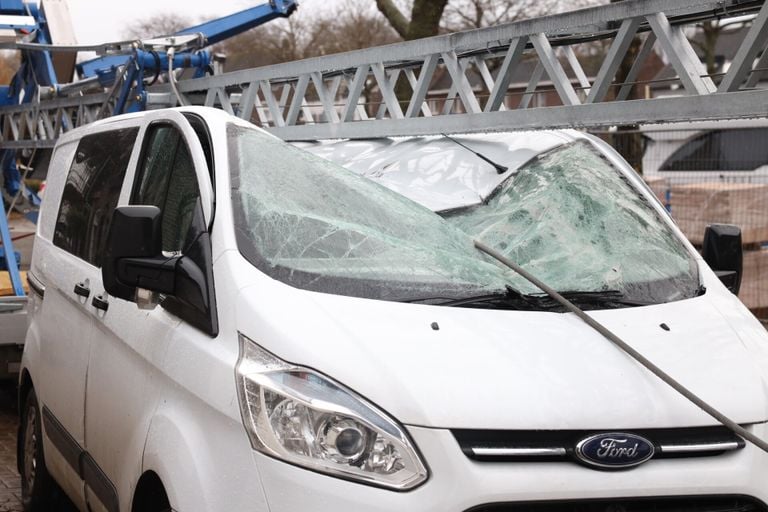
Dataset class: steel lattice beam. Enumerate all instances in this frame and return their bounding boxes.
[0,0,767,148]
[168,0,768,140]
[267,89,768,140]
[0,94,111,148]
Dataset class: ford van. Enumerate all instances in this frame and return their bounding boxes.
[18,107,768,512]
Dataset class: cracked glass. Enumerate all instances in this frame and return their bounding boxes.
[229,125,512,301]
[230,125,699,305]
[444,141,700,302]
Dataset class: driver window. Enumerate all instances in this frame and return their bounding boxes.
[132,124,201,253]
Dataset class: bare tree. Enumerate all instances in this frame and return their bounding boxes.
[444,0,524,30]
[123,13,192,39]
[220,0,400,71]
[443,0,599,31]
[318,1,400,54]
[690,19,750,75]
[376,0,449,41]
[376,0,604,40]
[219,16,325,70]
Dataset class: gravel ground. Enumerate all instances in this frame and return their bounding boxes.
[0,384,79,512]
[0,384,22,512]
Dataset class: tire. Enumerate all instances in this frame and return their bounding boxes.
[19,388,59,511]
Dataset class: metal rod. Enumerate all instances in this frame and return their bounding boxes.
[473,239,768,455]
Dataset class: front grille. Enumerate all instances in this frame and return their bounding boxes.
[466,495,767,512]
[453,426,745,464]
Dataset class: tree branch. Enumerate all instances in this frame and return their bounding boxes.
[376,0,409,39]
[407,0,449,40]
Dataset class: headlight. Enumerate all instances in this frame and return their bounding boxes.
[235,334,428,490]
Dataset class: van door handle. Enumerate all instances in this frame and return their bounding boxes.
[73,282,90,298]
[92,294,109,312]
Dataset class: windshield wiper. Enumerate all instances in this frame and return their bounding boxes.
[526,290,653,308]
[405,286,552,310]
[406,288,651,310]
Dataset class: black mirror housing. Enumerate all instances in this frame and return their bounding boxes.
[702,224,743,295]
[103,206,175,301]
[103,205,216,335]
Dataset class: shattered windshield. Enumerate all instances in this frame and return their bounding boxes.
[443,140,699,303]
[229,124,512,301]
[230,125,699,306]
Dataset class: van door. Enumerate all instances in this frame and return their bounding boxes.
[32,128,140,509]
[82,111,215,512]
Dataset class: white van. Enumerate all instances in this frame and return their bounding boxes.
[19,107,768,512]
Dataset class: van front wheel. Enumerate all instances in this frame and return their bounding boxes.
[20,388,58,511]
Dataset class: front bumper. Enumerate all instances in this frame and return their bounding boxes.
[254,423,768,511]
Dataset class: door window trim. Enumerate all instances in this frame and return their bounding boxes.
[128,118,219,336]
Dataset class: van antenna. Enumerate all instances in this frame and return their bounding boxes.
[441,134,509,175]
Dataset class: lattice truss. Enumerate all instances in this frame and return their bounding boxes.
[178,0,768,140]
[0,94,111,149]
[1,0,768,147]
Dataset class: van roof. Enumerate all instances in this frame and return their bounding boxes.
[54,106,235,145]
[298,130,585,211]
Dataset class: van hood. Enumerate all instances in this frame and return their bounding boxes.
[237,286,768,430]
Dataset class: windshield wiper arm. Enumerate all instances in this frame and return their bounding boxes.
[406,289,649,310]
[405,286,549,310]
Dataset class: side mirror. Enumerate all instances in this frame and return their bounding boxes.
[702,224,742,294]
[103,206,179,303]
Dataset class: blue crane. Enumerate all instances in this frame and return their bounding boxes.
[0,0,62,202]
[0,0,298,298]
[76,0,297,114]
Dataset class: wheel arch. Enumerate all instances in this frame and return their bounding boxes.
[132,470,170,512]
[139,400,270,511]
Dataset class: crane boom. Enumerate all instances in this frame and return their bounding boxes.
[177,0,297,46]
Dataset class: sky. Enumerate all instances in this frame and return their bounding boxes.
[65,0,327,44]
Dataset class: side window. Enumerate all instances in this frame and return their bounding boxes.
[660,131,721,171]
[717,128,768,171]
[132,124,201,254]
[53,128,139,266]
[661,128,768,172]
